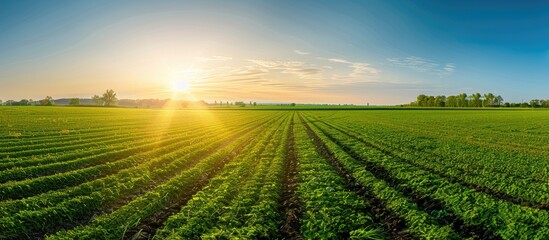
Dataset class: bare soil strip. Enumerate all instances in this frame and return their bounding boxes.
[278,115,304,239]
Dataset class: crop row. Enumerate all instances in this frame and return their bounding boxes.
[311,114,549,207]
[303,114,549,239]
[0,118,159,148]
[156,114,289,239]
[0,114,253,171]
[319,112,549,185]
[0,114,221,161]
[0,120,174,155]
[0,113,283,239]
[0,115,252,183]
[45,113,287,239]
[0,112,278,216]
[292,115,385,239]
[0,113,277,200]
[299,114,460,239]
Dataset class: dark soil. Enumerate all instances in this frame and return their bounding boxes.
[278,116,304,239]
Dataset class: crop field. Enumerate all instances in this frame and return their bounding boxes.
[0,107,548,239]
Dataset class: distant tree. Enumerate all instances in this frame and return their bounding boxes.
[483,93,495,107]
[495,95,503,107]
[102,89,117,106]
[520,102,530,108]
[530,99,540,108]
[69,98,80,105]
[426,96,435,107]
[40,96,55,106]
[457,93,468,107]
[416,94,427,107]
[435,95,446,107]
[541,100,549,108]
[470,93,482,107]
[503,102,511,107]
[92,95,104,105]
[253,102,257,106]
[445,96,456,107]
[291,103,296,106]
[16,99,30,106]
[5,100,14,106]
[235,101,246,107]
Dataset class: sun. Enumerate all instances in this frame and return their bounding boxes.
[172,79,190,93]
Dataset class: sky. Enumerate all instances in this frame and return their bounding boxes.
[1,0,548,105]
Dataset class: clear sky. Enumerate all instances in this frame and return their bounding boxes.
[1,0,548,104]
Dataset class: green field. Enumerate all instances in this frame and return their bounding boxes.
[1,107,548,239]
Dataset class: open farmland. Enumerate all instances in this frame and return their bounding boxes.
[0,107,548,239]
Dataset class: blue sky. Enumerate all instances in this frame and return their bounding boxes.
[1,0,548,104]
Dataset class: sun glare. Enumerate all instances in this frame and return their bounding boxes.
[172,80,190,93]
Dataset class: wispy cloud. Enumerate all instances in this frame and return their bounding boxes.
[444,63,455,73]
[387,56,454,76]
[196,56,233,61]
[192,54,387,101]
[321,57,380,79]
[327,58,350,64]
[247,59,323,79]
[294,50,310,55]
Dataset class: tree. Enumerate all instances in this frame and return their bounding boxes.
[457,93,468,107]
[92,95,104,105]
[69,98,80,105]
[426,96,435,107]
[446,96,457,107]
[530,99,540,108]
[291,103,296,106]
[416,94,427,107]
[483,93,495,107]
[471,93,482,107]
[541,100,549,108]
[495,95,503,107]
[40,96,55,106]
[15,99,30,106]
[102,89,117,106]
[435,95,446,107]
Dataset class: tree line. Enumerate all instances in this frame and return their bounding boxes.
[1,89,117,107]
[410,93,549,108]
